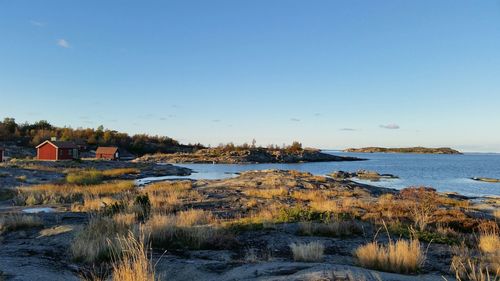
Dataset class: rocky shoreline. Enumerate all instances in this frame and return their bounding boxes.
[343,146,462,154]
[134,148,365,164]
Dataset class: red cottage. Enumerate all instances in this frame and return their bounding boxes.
[36,140,80,161]
[95,146,120,160]
[0,147,4,162]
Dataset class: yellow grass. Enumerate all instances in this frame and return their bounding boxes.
[17,181,135,205]
[102,168,140,178]
[143,181,201,212]
[289,241,324,262]
[0,214,42,233]
[113,213,137,227]
[245,187,288,199]
[355,239,424,274]
[142,210,220,249]
[72,196,118,212]
[111,232,156,281]
[479,234,500,254]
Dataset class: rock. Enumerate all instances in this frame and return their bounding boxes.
[471,177,500,183]
[134,148,365,164]
[329,170,398,181]
[343,147,462,154]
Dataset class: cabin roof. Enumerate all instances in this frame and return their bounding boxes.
[36,140,78,149]
[96,146,119,154]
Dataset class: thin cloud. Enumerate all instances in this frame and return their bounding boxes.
[212,119,221,123]
[29,20,46,27]
[379,124,400,130]
[314,113,322,117]
[290,118,301,122]
[339,128,356,131]
[57,39,70,48]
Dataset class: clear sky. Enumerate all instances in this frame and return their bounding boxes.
[1,1,500,152]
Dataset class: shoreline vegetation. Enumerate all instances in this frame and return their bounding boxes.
[1,166,499,280]
[343,146,462,154]
[134,142,364,164]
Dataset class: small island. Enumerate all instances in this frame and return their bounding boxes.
[135,142,365,164]
[343,146,462,154]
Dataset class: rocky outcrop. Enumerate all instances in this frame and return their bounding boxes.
[471,177,500,183]
[330,170,398,181]
[343,147,461,154]
[134,148,365,164]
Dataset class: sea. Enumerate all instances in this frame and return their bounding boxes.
[137,151,500,197]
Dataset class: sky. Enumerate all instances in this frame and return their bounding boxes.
[1,1,500,152]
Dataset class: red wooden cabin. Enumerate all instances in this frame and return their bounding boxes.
[36,140,79,161]
[95,146,120,160]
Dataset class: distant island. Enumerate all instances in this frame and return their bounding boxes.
[135,143,365,164]
[343,146,462,154]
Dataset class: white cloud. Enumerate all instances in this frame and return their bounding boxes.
[29,20,46,27]
[57,39,70,48]
[379,124,400,129]
[290,118,301,122]
[340,128,356,131]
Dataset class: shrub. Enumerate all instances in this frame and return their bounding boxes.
[289,241,324,262]
[399,187,438,231]
[355,238,424,274]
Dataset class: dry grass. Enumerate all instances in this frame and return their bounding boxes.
[113,213,137,227]
[289,241,324,262]
[451,258,500,281]
[71,216,130,263]
[479,234,500,254]
[0,214,42,234]
[298,221,362,237]
[142,209,225,249]
[111,232,156,281]
[102,168,140,178]
[17,181,134,205]
[245,187,288,199]
[143,181,201,213]
[66,168,140,185]
[354,238,424,274]
[72,196,119,212]
[494,210,500,221]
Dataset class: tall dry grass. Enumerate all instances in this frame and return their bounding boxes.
[71,216,130,263]
[142,209,224,249]
[0,214,42,234]
[143,181,201,213]
[289,241,324,262]
[111,232,156,281]
[355,238,424,274]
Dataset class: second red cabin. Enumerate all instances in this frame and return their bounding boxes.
[36,140,80,161]
[95,146,120,160]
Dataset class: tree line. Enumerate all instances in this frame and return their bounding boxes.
[0,117,202,155]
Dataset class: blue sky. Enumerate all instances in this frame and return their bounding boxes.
[1,1,500,152]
